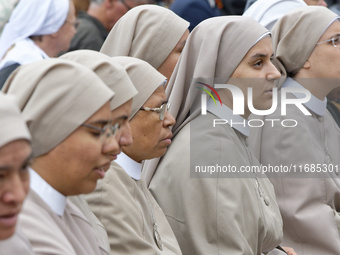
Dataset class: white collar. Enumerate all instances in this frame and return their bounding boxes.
[282,77,327,116]
[207,98,249,136]
[29,168,66,216]
[0,38,49,69]
[115,152,143,180]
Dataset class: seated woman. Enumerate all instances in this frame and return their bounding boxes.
[100,4,190,82]
[147,16,295,255]
[252,6,340,255]
[0,93,32,254]
[2,58,116,254]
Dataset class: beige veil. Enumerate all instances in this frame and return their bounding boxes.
[100,5,189,69]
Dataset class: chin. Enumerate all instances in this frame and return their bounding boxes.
[0,227,15,241]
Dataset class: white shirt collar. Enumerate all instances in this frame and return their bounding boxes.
[282,77,327,116]
[115,152,143,180]
[29,168,66,216]
[207,98,249,136]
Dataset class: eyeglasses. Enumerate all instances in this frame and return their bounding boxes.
[120,0,132,10]
[140,103,171,120]
[316,35,340,47]
[81,123,120,143]
[65,19,80,29]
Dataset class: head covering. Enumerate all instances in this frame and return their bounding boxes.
[60,50,138,110]
[0,0,69,60]
[100,4,189,69]
[111,56,167,119]
[166,15,270,135]
[0,0,19,36]
[0,92,31,148]
[243,0,307,30]
[272,6,339,86]
[2,58,114,157]
[142,15,270,185]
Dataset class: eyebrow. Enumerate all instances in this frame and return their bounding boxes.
[250,53,268,60]
[86,119,111,126]
[0,152,33,171]
[114,115,129,122]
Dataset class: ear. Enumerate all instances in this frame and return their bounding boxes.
[302,59,311,70]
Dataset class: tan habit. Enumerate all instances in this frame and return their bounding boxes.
[60,50,139,255]
[2,58,114,255]
[111,56,167,118]
[148,16,284,254]
[2,58,114,157]
[100,5,189,69]
[271,6,338,86]
[84,56,181,255]
[249,6,340,255]
[60,50,138,110]
[0,92,30,148]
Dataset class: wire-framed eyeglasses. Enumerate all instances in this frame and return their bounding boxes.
[81,123,120,143]
[316,35,340,47]
[140,103,171,120]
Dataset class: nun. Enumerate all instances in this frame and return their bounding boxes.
[100,4,190,82]
[251,6,340,255]
[147,16,294,255]
[2,58,115,254]
[0,93,33,254]
[83,56,181,254]
[60,49,138,255]
[0,0,76,88]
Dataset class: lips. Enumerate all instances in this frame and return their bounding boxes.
[162,132,173,145]
[94,162,111,178]
[0,212,19,228]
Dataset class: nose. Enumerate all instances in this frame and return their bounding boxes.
[2,174,28,205]
[118,122,133,147]
[163,111,176,128]
[102,134,120,156]
[266,62,281,81]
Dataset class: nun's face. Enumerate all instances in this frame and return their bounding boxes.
[34,102,117,196]
[0,140,31,240]
[122,86,176,162]
[157,29,189,82]
[228,36,280,118]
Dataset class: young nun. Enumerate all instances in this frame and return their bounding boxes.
[100,4,189,82]
[60,49,138,255]
[83,56,181,254]
[147,16,296,255]
[2,58,116,254]
[0,0,76,89]
[0,93,33,254]
[250,6,340,255]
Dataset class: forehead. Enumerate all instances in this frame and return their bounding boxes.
[0,140,31,167]
[144,86,166,105]
[319,20,340,40]
[244,36,273,58]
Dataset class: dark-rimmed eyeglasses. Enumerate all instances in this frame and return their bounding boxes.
[81,123,119,143]
[140,103,171,120]
[316,35,340,48]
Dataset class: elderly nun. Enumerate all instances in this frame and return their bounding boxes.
[147,16,297,255]
[0,93,33,254]
[2,58,116,254]
[100,4,189,82]
[82,56,181,254]
[0,0,76,88]
[251,6,340,255]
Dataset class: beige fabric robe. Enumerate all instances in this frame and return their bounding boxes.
[149,112,283,255]
[0,228,34,255]
[69,195,110,255]
[19,189,102,255]
[84,161,182,255]
[251,80,340,255]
